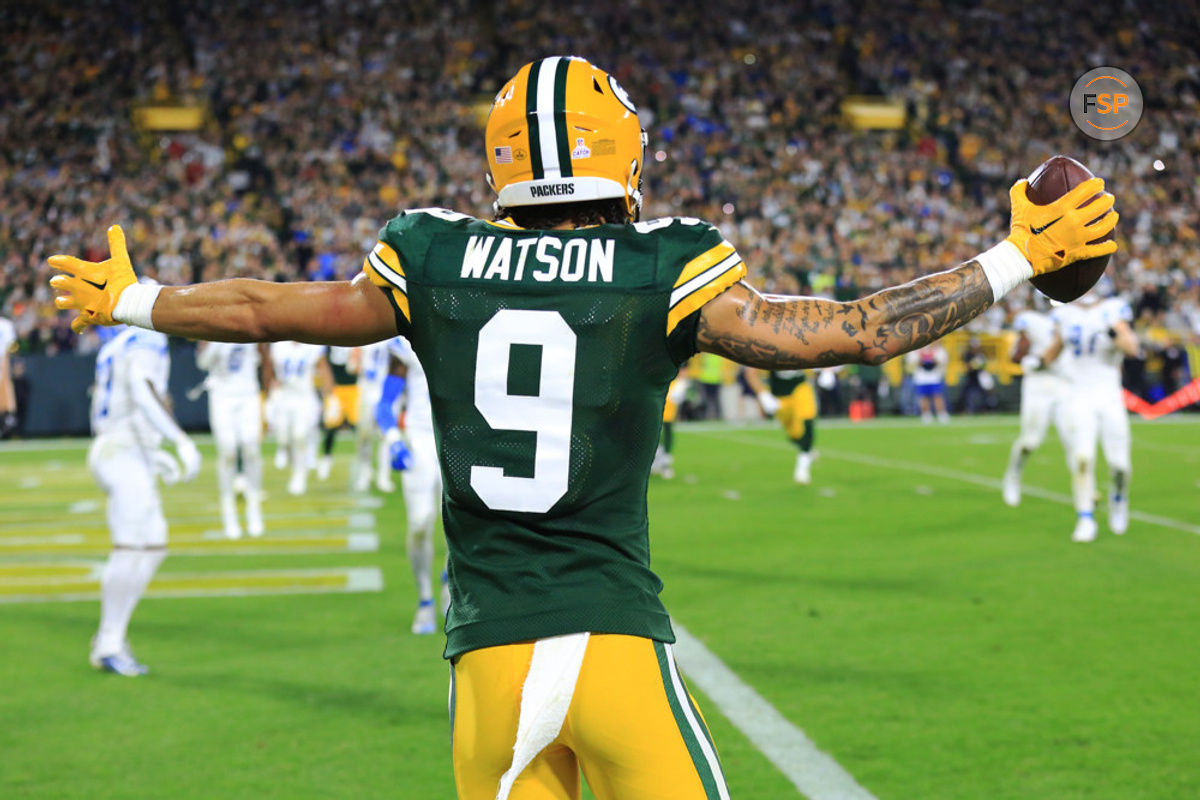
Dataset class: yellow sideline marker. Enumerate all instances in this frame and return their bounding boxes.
[0,566,384,604]
[0,514,372,538]
[0,531,380,557]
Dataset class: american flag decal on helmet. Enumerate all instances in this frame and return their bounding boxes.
[494,146,513,164]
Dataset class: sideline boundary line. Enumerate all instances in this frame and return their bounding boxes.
[673,623,877,800]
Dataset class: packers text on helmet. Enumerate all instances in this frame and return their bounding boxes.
[486,56,647,220]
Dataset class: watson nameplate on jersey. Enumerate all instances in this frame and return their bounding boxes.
[461,235,615,284]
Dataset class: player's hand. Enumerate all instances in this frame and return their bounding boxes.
[756,390,781,416]
[1019,354,1043,374]
[175,437,202,482]
[384,428,411,472]
[151,450,184,485]
[48,225,138,334]
[1005,178,1118,276]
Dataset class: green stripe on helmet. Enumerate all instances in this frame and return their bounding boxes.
[525,59,544,180]
[553,58,573,178]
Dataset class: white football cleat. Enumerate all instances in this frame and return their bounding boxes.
[316,456,332,481]
[273,448,288,470]
[286,473,307,497]
[1001,470,1021,507]
[221,499,242,540]
[658,454,675,480]
[411,601,437,635]
[245,495,264,538]
[1109,494,1129,535]
[793,453,812,485]
[91,641,149,676]
[375,473,396,493]
[1071,514,1098,543]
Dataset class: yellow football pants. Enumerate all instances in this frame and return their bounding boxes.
[451,633,728,799]
[325,384,359,427]
[777,384,816,440]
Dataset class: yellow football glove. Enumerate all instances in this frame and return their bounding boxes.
[48,225,137,334]
[1006,177,1118,276]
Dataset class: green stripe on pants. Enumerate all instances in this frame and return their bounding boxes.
[654,640,723,798]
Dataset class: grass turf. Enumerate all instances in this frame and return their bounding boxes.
[1,416,1197,798]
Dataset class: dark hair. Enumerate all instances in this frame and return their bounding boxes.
[497,198,630,229]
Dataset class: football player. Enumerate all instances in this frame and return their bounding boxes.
[1001,303,1068,507]
[196,341,267,538]
[1044,290,1140,542]
[268,341,332,496]
[0,315,17,438]
[87,319,201,675]
[750,369,818,484]
[905,343,951,423]
[651,365,689,479]
[50,56,1116,799]
[316,346,358,482]
[351,338,395,492]
[377,336,447,633]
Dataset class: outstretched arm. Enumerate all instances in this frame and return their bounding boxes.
[137,274,397,345]
[697,174,1118,370]
[48,226,400,345]
[697,263,993,368]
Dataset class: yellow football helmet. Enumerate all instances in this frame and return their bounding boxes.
[486,56,647,220]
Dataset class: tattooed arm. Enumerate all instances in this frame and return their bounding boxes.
[696,261,994,369]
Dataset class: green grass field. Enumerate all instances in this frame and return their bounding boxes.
[2,416,1198,799]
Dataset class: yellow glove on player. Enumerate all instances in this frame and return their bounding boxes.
[1006,177,1118,276]
[48,225,137,334]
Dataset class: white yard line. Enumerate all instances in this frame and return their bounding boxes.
[694,430,1200,537]
[673,623,877,800]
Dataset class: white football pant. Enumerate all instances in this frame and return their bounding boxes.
[402,428,442,602]
[1056,390,1131,513]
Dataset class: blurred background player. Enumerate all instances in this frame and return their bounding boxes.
[751,369,818,484]
[906,343,951,423]
[351,338,395,492]
[651,365,689,479]
[87,321,201,675]
[0,315,16,438]
[1002,303,1069,507]
[196,341,267,539]
[376,336,446,634]
[268,341,331,496]
[1047,290,1140,543]
[316,346,357,482]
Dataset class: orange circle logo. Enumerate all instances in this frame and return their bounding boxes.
[1070,67,1142,141]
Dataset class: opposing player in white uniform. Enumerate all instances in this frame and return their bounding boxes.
[377,336,447,634]
[87,324,201,675]
[268,341,331,496]
[0,316,17,437]
[1047,294,1140,542]
[196,342,265,538]
[352,339,395,492]
[1002,307,1070,506]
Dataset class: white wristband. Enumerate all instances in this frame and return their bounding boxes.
[112,282,163,330]
[975,240,1033,303]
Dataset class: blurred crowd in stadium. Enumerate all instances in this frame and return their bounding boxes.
[3,0,1198,398]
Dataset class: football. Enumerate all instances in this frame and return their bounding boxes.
[1025,155,1113,303]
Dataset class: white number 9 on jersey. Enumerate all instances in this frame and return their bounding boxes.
[471,309,577,513]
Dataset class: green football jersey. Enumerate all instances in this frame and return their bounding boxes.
[363,209,746,658]
[769,369,809,397]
